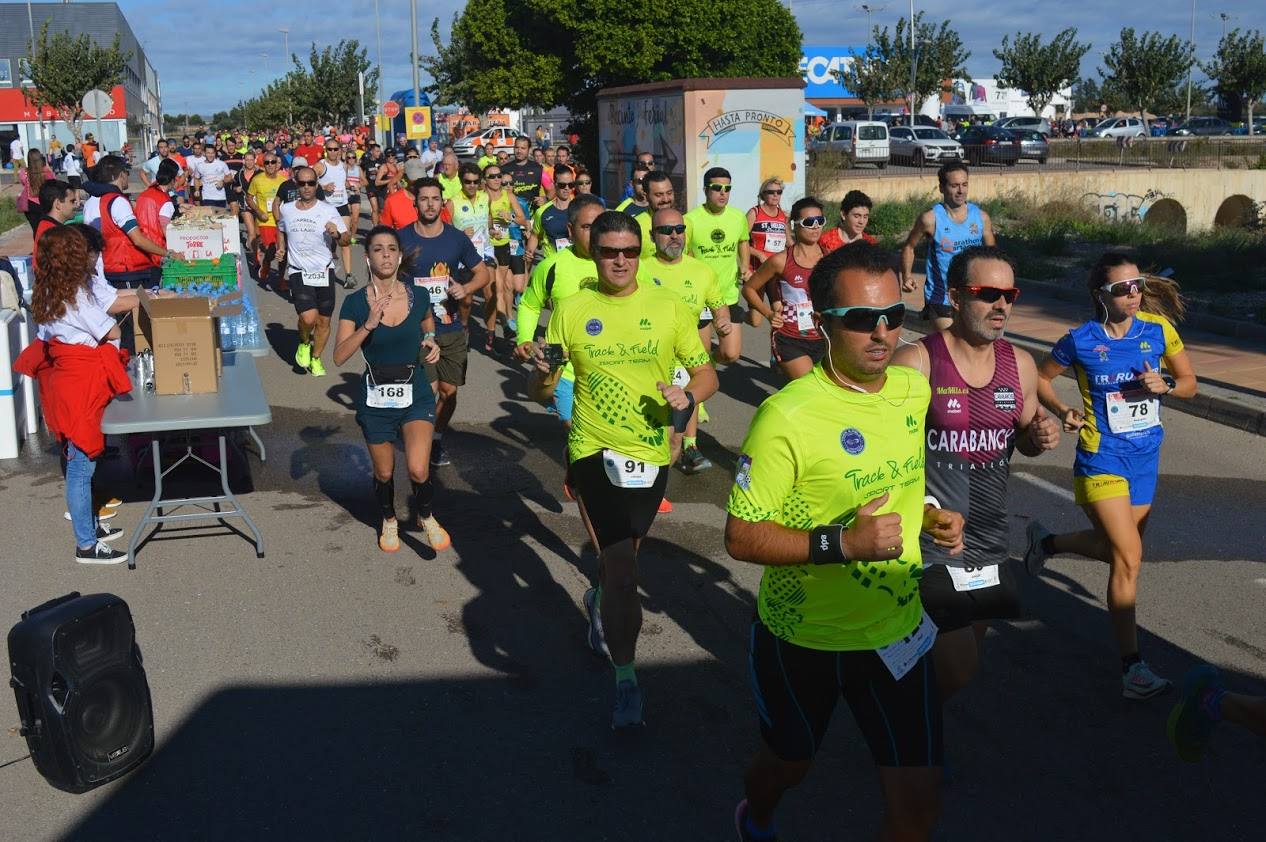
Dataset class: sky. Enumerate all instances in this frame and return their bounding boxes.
[101,0,1266,117]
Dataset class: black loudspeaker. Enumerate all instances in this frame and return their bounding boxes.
[8,592,154,793]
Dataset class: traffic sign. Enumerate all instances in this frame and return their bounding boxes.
[405,106,432,140]
[81,89,113,119]
[382,100,401,119]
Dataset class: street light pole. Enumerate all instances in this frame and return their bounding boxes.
[375,0,385,147]
[26,0,47,152]
[279,27,292,126]
[1185,0,1196,123]
[908,0,917,120]
[410,0,421,113]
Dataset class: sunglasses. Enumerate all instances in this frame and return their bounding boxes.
[764,189,784,195]
[596,246,641,260]
[707,183,733,193]
[961,285,1020,304]
[819,302,906,332]
[577,179,592,186]
[296,180,318,186]
[1101,277,1146,297]
[484,172,502,179]
[556,182,575,189]
[653,224,687,235]
[797,215,826,228]
[407,154,419,159]
[461,178,481,185]
[326,147,340,152]
[263,159,279,164]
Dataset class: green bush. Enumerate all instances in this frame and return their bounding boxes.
[0,196,22,234]
[866,197,924,237]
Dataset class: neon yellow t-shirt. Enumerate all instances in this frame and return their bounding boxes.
[546,282,710,464]
[438,172,462,201]
[726,364,932,651]
[246,171,287,227]
[488,190,515,246]
[645,254,724,321]
[684,204,750,305]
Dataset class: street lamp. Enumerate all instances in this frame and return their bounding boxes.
[278,27,292,126]
[1184,0,1196,123]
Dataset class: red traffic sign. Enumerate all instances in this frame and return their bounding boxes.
[382,101,401,119]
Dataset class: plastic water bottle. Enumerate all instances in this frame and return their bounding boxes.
[245,311,259,348]
[235,313,248,346]
[220,317,235,350]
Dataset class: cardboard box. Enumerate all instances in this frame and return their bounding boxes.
[168,209,242,259]
[136,289,235,395]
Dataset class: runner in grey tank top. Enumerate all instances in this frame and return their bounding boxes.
[315,139,354,285]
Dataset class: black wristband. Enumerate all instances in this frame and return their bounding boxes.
[671,391,697,434]
[809,524,848,565]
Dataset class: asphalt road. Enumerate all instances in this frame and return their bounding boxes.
[1,236,1264,841]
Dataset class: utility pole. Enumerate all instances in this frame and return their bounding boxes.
[410,0,421,112]
[1185,0,1196,123]
[908,0,917,120]
[375,0,385,146]
[279,28,292,126]
[26,0,47,152]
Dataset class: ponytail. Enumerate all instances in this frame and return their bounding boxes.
[1140,274,1186,325]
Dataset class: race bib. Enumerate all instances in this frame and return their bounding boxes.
[553,237,572,251]
[671,366,689,388]
[794,301,815,333]
[947,564,1001,592]
[301,269,330,287]
[366,378,413,409]
[699,307,713,321]
[602,449,661,489]
[1105,390,1160,434]
[415,277,451,321]
[491,220,508,240]
[876,611,938,681]
[510,238,524,257]
[763,232,786,253]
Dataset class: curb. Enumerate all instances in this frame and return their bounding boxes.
[903,322,1266,439]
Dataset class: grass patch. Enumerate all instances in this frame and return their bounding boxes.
[0,196,22,234]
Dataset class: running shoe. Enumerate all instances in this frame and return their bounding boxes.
[680,445,712,474]
[379,518,400,553]
[103,497,123,508]
[1023,520,1052,575]
[417,515,452,551]
[339,273,357,290]
[1123,661,1173,700]
[1168,664,1223,762]
[308,358,327,377]
[96,524,124,542]
[612,679,644,730]
[582,587,609,659]
[75,542,128,565]
[698,401,710,424]
[734,799,778,842]
[65,506,117,521]
[658,498,673,514]
[294,341,312,369]
[430,441,451,467]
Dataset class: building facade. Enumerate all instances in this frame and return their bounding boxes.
[0,1,161,165]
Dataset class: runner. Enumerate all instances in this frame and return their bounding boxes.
[245,152,287,286]
[574,167,604,207]
[725,240,964,842]
[398,178,492,468]
[436,153,462,201]
[332,225,446,554]
[140,139,173,187]
[380,177,420,230]
[230,153,258,255]
[190,144,231,207]
[484,162,528,348]
[345,148,364,242]
[645,206,736,474]
[1169,664,1266,761]
[362,143,387,226]
[820,190,876,252]
[621,150,657,200]
[527,210,718,728]
[636,170,686,261]
[419,138,443,177]
[745,178,787,273]
[891,245,1061,703]
[526,168,575,263]
[742,196,829,381]
[276,166,351,378]
[504,136,545,211]
[314,138,355,286]
[446,162,491,264]
[1029,253,1197,699]
[685,167,751,322]
[614,161,651,217]
[294,130,323,168]
[900,162,996,331]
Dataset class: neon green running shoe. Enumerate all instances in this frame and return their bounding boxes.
[294,341,312,369]
[308,357,327,377]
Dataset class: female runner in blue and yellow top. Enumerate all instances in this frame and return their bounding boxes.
[1030,252,1197,700]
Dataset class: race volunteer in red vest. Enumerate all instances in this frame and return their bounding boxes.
[134,159,179,281]
[32,180,80,271]
[84,156,181,291]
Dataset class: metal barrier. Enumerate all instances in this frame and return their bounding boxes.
[1047,137,1266,170]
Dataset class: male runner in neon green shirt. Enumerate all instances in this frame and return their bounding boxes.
[637,170,689,261]
[685,166,751,310]
[529,211,717,730]
[725,241,964,842]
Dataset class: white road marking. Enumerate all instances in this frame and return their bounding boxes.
[1013,471,1076,503]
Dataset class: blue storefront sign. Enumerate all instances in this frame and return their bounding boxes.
[799,45,863,99]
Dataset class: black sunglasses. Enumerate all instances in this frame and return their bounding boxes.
[819,303,907,332]
[962,285,1020,304]
[596,246,640,260]
[461,178,481,185]
[406,154,419,159]
[555,181,575,189]
[263,159,279,164]
[484,172,502,178]
[653,224,687,235]
[296,179,318,186]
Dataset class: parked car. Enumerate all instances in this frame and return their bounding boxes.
[807,120,890,168]
[1083,117,1147,138]
[878,114,939,129]
[1010,129,1050,163]
[888,126,963,166]
[1231,116,1266,136]
[1166,116,1233,137]
[994,116,1052,137]
[952,126,1021,166]
[451,126,528,159]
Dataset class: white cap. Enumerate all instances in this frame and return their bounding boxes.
[291,155,308,167]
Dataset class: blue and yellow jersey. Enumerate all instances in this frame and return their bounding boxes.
[1051,313,1184,455]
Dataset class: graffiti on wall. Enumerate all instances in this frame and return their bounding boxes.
[1081,189,1169,222]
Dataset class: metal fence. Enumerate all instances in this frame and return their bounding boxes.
[1049,137,1266,170]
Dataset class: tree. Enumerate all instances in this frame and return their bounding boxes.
[1072,77,1122,115]
[868,13,971,114]
[20,20,132,144]
[1202,29,1266,135]
[1100,28,1194,130]
[288,40,377,126]
[424,0,801,160]
[993,28,1090,117]
[837,48,902,118]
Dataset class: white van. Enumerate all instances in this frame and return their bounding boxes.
[808,120,889,169]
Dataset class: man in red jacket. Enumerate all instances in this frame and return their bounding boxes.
[32,180,80,269]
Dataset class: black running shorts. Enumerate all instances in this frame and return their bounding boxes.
[290,270,336,317]
[748,619,944,767]
[919,561,1022,633]
[567,451,668,549]
[772,332,826,364]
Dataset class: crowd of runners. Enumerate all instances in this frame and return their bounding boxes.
[21,122,1266,841]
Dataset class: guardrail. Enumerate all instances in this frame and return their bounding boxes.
[1049,137,1266,170]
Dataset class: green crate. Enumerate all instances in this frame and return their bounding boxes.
[160,256,238,290]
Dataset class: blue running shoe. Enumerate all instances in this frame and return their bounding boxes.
[734,799,778,841]
[583,587,609,659]
[612,679,643,730]
[1168,664,1223,762]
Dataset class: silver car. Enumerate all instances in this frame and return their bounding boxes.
[1010,129,1050,163]
[888,126,963,166]
[995,116,1052,137]
[1084,117,1146,138]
